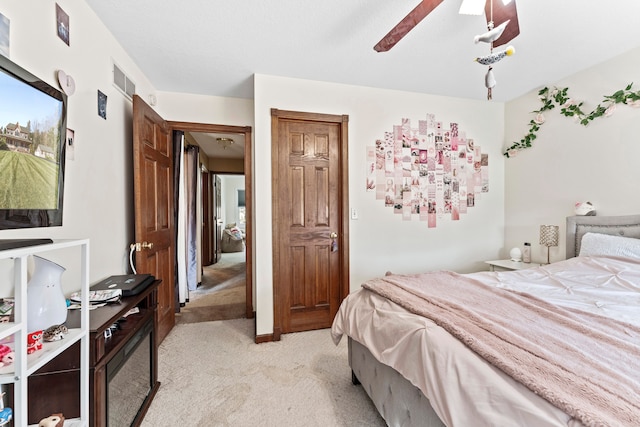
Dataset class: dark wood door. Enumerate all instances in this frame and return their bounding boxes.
[201,171,213,266]
[133,95,175,344]
[272,109,350,335]
[213,175,222,263]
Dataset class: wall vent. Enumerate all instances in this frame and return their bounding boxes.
[112,62,136,100]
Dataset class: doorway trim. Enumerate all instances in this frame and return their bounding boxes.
[168,121,254,320]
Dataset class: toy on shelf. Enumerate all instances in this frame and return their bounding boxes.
[38,413,65,427]
[0,345,13,368]
[43,324,69,342]
[27,330,43,354]
[0,392,12,426]
[0,299,13,324]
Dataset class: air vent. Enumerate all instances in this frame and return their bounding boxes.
[112,62,136,100]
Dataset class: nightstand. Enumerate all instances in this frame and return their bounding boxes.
[485,259,542,271]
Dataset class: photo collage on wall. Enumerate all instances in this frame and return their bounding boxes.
[366,115,488,228]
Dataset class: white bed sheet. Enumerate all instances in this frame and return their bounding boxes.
[331,255,640,427]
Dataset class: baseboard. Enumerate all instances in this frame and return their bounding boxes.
[255,326,281,344]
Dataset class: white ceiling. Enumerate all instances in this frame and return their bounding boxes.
[86,0,640,104]
[187,131,245,160]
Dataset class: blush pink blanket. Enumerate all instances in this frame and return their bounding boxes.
[362,271,640,427]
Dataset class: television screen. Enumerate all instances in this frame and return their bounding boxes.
[0,55,66,229]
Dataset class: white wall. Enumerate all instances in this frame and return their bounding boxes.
[154,91,253,126]
[253,74,506,336]
[0,2,255,296]
[504,46,640,263]
[0,1,157,289]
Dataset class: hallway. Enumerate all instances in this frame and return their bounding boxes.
[176,251,246,324]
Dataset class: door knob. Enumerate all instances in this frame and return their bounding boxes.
[330,232,338,252]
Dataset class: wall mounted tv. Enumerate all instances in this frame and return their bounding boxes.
[0,55,67,229]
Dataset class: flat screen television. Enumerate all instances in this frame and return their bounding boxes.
[0,55,67,229]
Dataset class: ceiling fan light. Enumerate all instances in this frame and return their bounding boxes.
[459,0,485,15]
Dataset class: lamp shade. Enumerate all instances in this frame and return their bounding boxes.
[539,225,559,247]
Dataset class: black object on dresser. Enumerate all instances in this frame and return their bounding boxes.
[28,279,161,426]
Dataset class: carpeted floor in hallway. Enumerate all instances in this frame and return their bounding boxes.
[177,251,246,324]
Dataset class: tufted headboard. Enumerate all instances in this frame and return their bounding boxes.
[566,215,640,259]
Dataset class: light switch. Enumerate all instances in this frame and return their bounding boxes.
[351,208,358,220]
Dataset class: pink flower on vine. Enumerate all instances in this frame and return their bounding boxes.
[628,99,640,108]
[604,104,616,117]
[533,113,545,125]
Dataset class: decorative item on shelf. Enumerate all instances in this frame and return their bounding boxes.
[27,330,43,354]
[575,201,596,216]
[509,247,522,262]
[216,137,234,150]
[540,225,560,264]
[43,324,69,342]
[38,413,65,427]
[26,255,68,333]
[0,299,13,324]
[0,345,13,368]
[0,392,12,426]
[522,242,531,263]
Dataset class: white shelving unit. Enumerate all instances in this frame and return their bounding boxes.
[0,239,89,427]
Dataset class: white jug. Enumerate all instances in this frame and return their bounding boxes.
[27,255,67,333]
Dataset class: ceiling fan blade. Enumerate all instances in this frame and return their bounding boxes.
[374,0,445,52]
[485,0,520,47]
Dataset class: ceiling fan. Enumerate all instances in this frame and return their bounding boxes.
[374,0,519,52]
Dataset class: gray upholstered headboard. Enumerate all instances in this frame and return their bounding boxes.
[566,215,640,258]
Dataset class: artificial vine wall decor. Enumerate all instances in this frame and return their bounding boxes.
[366,115,488,228]
[504,83,640,157]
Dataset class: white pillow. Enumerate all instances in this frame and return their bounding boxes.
[579,232,640,260]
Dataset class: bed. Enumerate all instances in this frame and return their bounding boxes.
[331,215,640,427]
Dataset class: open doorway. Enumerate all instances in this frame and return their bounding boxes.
[179,174,247,323]
[168,121,253,323]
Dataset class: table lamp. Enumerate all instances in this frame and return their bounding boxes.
[539,225,559,264]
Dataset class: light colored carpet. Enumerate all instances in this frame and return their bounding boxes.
[178,252,247,323]
[140,318,385,427]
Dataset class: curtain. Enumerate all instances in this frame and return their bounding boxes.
[196,165,204,285]
[174,134,202,306]
[174,131,188,307]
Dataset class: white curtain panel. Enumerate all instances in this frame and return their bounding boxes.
[176,135,188,304]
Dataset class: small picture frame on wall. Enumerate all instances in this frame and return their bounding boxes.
[56,4,70,46]
[98,90,107,119]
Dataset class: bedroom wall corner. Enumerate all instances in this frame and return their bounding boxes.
[504,46,640,264]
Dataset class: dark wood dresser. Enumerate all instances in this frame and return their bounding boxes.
[28,280,161,426]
